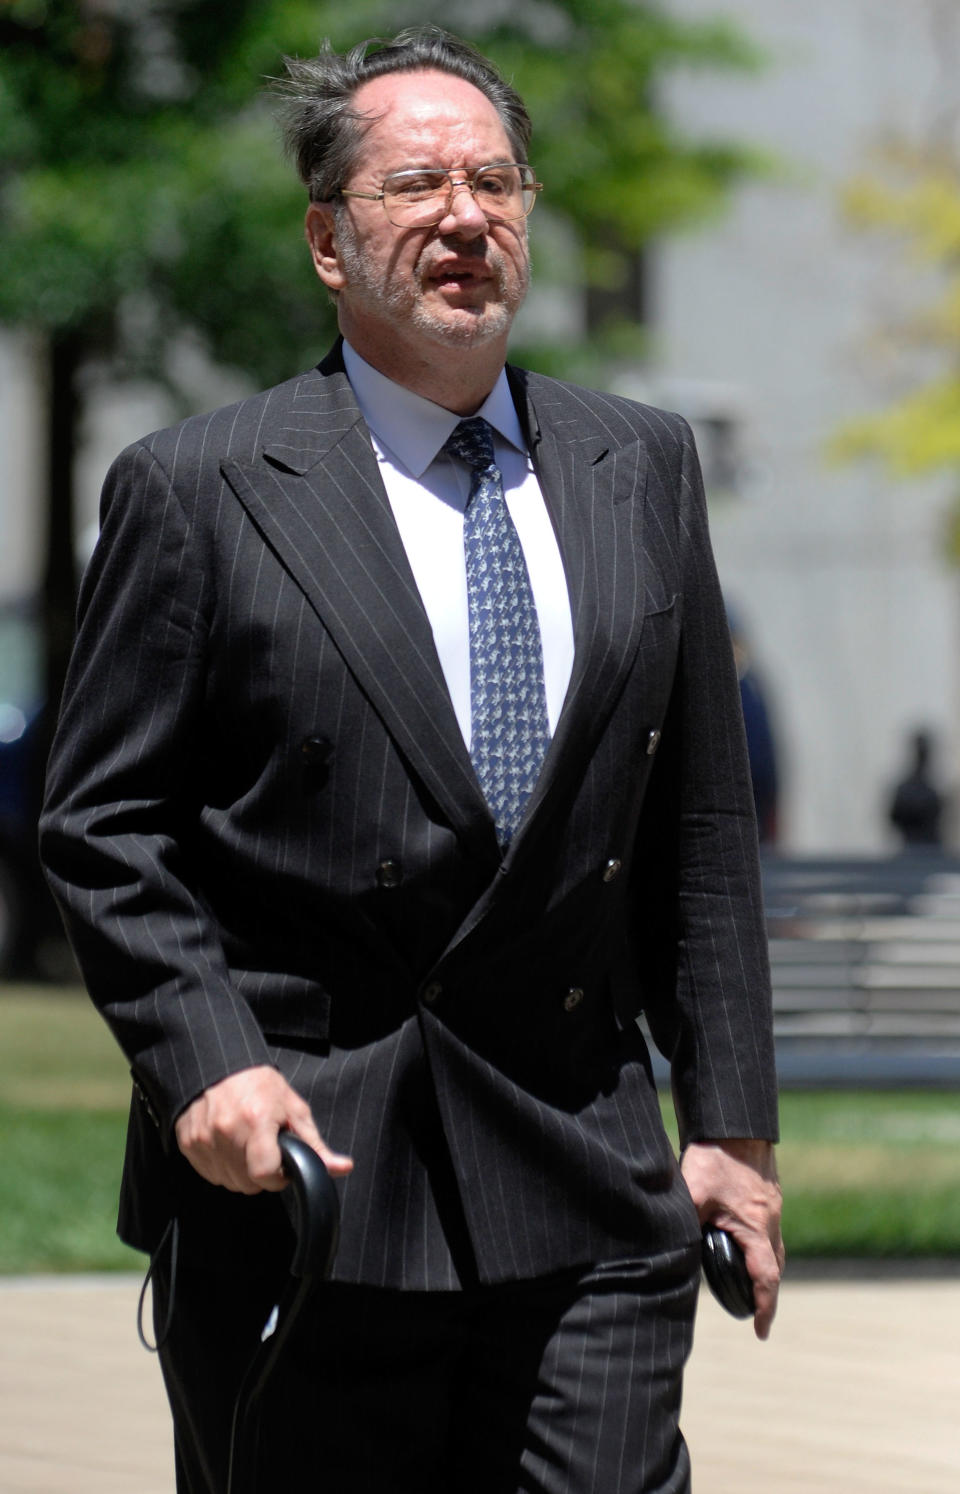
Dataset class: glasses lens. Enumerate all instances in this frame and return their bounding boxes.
[382,171,451,226]
[381,165,537,226]
[473,165,534,221]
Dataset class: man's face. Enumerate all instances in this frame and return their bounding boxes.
[307,70,531,366]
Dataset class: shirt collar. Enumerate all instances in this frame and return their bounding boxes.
[342,340,527,478]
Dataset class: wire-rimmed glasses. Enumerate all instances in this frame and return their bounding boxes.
[338,162,542,227]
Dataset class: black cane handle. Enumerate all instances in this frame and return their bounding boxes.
[701,1225,755,1319]
[278,1130,340,1279]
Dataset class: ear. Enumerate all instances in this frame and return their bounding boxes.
[305,203,347,293]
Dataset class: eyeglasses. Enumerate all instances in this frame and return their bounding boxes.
[337,162,542,228]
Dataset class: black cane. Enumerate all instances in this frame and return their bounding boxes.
[226,1131,340,1494]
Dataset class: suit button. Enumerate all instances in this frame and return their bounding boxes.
[646,729,661,757]
[376,859,402,889]
[300,734,333,767]
[602,858,622,883]
[422,982,443,1005]
[563,987,584,1012]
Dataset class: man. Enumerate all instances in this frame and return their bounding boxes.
[41,26,783,1494]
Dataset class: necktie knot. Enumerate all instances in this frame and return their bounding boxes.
[444,416,497,476]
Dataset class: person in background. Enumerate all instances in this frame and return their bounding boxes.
[889,728,945,848]
[727,603,780,845]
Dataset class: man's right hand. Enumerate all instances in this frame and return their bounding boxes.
[174,1066,354,1194]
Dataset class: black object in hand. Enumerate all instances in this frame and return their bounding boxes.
[701,1226,755,1318]
[278,1130,340,1279]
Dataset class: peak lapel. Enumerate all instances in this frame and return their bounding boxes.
[502,370,653,850]
[221,364,497,860]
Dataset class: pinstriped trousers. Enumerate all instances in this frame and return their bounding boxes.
[154,1243,700,1494]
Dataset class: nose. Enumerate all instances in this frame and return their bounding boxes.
[438,178,489,236]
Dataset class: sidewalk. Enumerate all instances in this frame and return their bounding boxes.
[0,1271,957,1492]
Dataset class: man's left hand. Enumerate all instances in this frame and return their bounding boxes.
[680,1138,784,1340]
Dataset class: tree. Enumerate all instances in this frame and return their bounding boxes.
[831,146,960,558]
[0,0,364,722]
[0,0,764,723]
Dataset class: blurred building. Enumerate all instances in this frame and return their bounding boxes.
[2,1,958,852]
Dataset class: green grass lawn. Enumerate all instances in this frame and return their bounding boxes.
[776,1090,960,1256]
[0,986,140,1272]
[2,983,959,1272]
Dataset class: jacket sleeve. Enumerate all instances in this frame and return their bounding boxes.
[39,440,273,1137]
[631,417,779,1146]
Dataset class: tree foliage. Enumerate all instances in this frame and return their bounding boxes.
[0,0,372,390]
[831,146,960,559]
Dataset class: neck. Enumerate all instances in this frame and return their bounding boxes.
[339,323,508,415]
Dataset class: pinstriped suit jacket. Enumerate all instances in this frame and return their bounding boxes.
[40,342,778,1288]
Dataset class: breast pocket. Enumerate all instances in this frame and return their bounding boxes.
[638,591,680,650]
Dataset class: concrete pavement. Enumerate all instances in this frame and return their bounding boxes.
[0,1271,957,1492]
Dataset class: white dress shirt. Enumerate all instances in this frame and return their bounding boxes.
[342,341,574,748]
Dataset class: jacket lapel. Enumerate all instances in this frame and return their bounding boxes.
[501,368,653,856]
[221,357,498,863]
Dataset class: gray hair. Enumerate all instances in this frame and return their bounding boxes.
[273,26,532,203]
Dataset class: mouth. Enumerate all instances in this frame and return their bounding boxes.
[424,261,492,293]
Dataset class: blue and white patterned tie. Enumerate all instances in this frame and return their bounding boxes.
[444,416,551,849]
